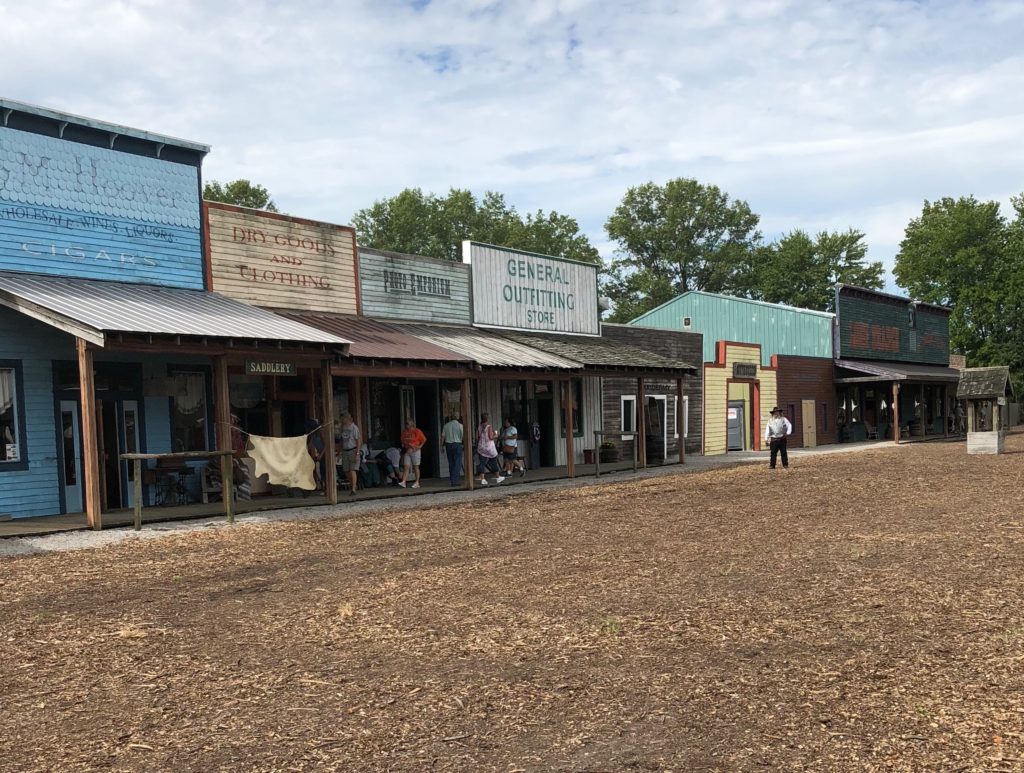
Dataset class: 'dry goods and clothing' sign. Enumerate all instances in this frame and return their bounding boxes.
[0,126,204,289]
[464,241,599,335]
[358,248,471,324]
[205,203,358,313]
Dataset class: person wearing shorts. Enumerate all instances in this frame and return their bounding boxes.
[338,411,361,495]
[500,417,524,477]
[398,418,427,489]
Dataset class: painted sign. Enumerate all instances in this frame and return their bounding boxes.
[0,126,204,288]
[359,248,471,324]
[206,203,359,313]
[836,286,949,365]
[464,241,599,335]
[245,360,297,376]
[733,362,757,379]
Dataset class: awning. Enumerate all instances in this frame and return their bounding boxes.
[0,270,351,349]
[499,330,698,375]
[389,322,581,371]
[274,311,473,364]
[834,358,961,384]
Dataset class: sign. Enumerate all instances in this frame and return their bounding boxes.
[206,204,359,314]
[732,362,757,379]
[727,408,738,420]
[464,241,599,335]
[358,248,471,324]
[836,287,950,365]
[0,126,204,289]
[245,360,296,377]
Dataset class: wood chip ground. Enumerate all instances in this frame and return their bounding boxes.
[2,436,1024,771]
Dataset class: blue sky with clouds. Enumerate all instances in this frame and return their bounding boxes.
[3,0,1023,288]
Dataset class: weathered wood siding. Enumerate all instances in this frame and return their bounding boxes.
[205,203,358,313]
[464,241,599,335]
[836,286,950,365]
[774,355,836,447]
[359,249,471,324]
[599,324,704,458]
[704,342,777,456]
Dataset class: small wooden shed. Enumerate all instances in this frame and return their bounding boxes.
[957,366,1014,454]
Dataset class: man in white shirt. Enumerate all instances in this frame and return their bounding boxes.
[764,406,793,470]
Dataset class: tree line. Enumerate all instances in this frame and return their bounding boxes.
[204,177,1024,376]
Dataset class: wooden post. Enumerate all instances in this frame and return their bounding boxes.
[677,377,686,464]
[220,451,234,524]
[892,383,901,444]
[920,384,926,437]
[637,377,647,468]
[321,360,337,504]
[133,458,142,531]
[214,356,232,452]
[76,338,102,530]
[461,378,474,491]
[563,379,575,478]
[352,376,365,441]
[943,385,949,438]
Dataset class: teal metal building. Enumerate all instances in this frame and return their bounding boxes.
[629,291,834,366]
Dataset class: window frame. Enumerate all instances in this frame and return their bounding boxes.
[0,359,29,472]
[620,394,637,438]
[674,394,689,439]
[167,364,214,453]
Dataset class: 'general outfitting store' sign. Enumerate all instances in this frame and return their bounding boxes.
[463,241,599,335]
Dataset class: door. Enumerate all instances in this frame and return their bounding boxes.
[727,400,745,451]
[537,397,555,467]
[59,400,83,513]
[801,400,817,447]
[646,396,667,462]
[121,400,141,507]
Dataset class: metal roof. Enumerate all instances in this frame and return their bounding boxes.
[389,321,581,370]
[834,358,961,383]
[0,271,350,348]
[274,311,472,363]
[500,330,697,374]
[957,366,1014,399]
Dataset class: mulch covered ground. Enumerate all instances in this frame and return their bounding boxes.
[3,436,1024,772]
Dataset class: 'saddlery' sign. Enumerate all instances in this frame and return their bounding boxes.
[245,360,296,376]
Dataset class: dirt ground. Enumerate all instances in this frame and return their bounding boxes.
[2,437,1024,772]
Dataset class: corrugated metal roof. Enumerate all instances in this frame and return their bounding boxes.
[835,359,961,383]
[957,366,1014,399]
[631,290,834,365]
[389,321,580,370]
[500,330,697,374]
[0,271,350,347]
[275,311,472,363]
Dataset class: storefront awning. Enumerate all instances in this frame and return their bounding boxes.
[499,330,698,376]
[389,322,581,371]
[0,270,351,349]
[834,358,961,384]
[274,311,473,365]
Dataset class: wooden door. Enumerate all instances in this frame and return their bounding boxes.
[802,400,817,448]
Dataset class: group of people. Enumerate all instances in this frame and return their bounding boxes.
[307,411,530,495]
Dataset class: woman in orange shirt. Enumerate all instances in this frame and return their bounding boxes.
[398,418,427,489]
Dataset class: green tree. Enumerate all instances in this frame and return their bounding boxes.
[603,178,762,322]
[751,228,883,312]
[203,179,279,212]
[893,196,1009,364]
[351,188,599,264]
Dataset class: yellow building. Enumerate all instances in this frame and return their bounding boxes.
[703,341,778,455]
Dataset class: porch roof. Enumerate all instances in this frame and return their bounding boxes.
[834,358,961,384]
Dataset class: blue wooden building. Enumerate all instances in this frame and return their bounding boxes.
[0,99,348,526]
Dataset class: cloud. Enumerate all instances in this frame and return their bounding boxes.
[2,0,1022,288]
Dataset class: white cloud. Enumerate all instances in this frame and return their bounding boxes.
[2,0,1023,288]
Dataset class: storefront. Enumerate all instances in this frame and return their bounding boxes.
[0,101,350,526]
[629,290,835,453]
[833,285,958,443]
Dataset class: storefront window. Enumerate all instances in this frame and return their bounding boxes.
[440,381,462,424]
[560,379,583,437]
[0,365,23,464]
[370,379,401,444]
[621,395,636,433]
[170,370,209,452]
[501,380,527,425]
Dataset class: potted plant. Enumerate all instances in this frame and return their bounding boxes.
[599,440,619,463]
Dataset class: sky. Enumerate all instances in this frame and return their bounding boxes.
[2,0,1023,289]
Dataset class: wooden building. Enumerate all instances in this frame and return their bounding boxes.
[957,366,1014,454]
